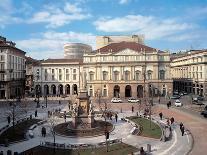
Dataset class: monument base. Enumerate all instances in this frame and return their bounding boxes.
[72,114,95,128]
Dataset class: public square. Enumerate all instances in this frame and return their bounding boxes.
[0,94,206,155]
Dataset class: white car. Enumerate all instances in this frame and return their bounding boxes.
[174,100,182,107]
[128,97,140,103]
[111,98,122,103]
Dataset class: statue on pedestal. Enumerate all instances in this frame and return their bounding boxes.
[80,70,87,90]
[89,101,94,114]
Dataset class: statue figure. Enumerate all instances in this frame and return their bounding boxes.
[80,70,87,90]
[89,101,94,113]
[72,103,78,115]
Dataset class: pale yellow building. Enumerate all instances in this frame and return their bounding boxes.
[83,41,172,99]
[171,50,207,97]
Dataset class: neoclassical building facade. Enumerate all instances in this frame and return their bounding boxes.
[33,59,81,97]
[171,50,207,96]
[0,36,26,99]
[83,41,173,99]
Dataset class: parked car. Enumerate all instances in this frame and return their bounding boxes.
[197,96,205,101]
[128,97,140,103]
[174,99,182,107]
[170,95,181,99]
[204,105,207,111]
[201,110,207,117]
[111,98,122,103]
[192,100,204,105]
[173,91,179,95]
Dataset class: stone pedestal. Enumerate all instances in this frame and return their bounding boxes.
[71,89,95,129]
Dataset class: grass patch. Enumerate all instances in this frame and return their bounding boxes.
[0,119,41,144]
[127,116,162,139]
[22,143,138,155]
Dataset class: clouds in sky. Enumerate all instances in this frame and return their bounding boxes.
[94,15,195,40]
[16,31,95,59]
[28,2,91,28]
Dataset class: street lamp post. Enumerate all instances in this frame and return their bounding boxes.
[36,70,40,108]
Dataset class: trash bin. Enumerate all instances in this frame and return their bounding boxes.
[147,144,151,153]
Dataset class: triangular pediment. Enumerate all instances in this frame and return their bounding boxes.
[113,48,138,55]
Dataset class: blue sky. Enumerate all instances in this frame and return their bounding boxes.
[0,0,207,59]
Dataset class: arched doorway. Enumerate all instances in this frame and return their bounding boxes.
[35,85,41,96]
[125,85,131,97]
[44,85,49,95]
[114,85,120,97]
[137,85,143,98]
[58,84,63,95]
[72,84,78,95]
[51,85,56,95]
[65,84,70,95]
[162,85,166,96]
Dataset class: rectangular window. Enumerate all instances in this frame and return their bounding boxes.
[73,74,76,80]
[125,56,129,61]
[103,89,107,97]
[114,56,118,61]
[52,75,55,81]
[59,75,62,81]
[73,69,76,73]
[52,69,54,73]
[59,69,62,73]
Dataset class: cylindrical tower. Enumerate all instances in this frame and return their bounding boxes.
[64,43,92,59]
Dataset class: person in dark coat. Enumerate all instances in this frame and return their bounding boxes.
[35,110,37,117]
[132,106,134,113]
[170,117,174,124]
[181,125,185,136]
[180,122,183,130]
[7,116,11,124]
[115,113,118,122]
[159,112,163,120]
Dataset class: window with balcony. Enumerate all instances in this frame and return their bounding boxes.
[125,71,130,81]
[59,75,62,81]
[89,71,94,81]
[114,71,119,81]
[147,70,153,80]
[159,70,165,80]
[135,71,141,80]
[103,71,108,80]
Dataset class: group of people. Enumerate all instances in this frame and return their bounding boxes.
[159,112,185,136]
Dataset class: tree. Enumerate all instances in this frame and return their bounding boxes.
[48,112,58,154]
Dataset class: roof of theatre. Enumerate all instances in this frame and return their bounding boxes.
[94,41,165,54]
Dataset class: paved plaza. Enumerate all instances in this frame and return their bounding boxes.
[0,97,199,155]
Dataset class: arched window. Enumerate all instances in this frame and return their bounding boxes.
[103,85,107,97]
[159,70,165,80]
[147,70,153,80]
[103,71,108,80]
[125,71,130,81]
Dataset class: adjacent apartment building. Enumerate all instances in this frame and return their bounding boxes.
[171,50,207,97]
[0,36,26,99]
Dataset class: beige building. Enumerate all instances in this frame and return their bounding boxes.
[171,50,207,97]
[0,36,26,99]
[96,35,144,49]
[33,59,82,97]
[83,41,172,99]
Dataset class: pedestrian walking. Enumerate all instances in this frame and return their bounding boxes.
[170,117,174,124]
[181,125,185,136]
[41,127,44,137]
[159,112,163,120]
[115,113,118,122]
[132,106,134,113]
[167,102,170,109]
[35,110,37,117]
[169,101,171,107]
[166,118,170,126]
[180,122,183,130]
[7,116,11,124]
[59,100,61,105]
[158,97,160,104]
